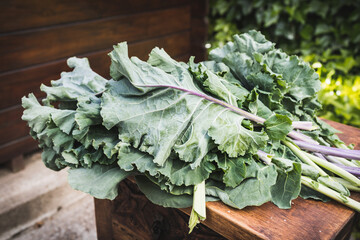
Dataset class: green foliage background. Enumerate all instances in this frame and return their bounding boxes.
[208,0,360,127]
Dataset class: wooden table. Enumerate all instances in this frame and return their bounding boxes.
[94,120,360,240]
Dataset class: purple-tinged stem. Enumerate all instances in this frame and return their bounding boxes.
[326,155,358,167]
[332,163,360,177]
[293,140,360,160]
[257,150,272,165]
[292,121,317,131]
[287,131,319,145]
[141,84,314,131]
[314,153,328,161]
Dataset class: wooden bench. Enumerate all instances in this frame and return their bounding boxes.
[94,120,360,239]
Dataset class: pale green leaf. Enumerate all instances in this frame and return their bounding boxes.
[271,162,302,209]
[135,175,193,208]
[68,164,131,200]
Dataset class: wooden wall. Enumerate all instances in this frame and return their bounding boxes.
[0,0,208,167]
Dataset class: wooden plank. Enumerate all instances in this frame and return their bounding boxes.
[94,198,114,240]
[0,0,189,33]
[0,106,29,146]
[105,178,226,240]
[0,31,190,109]
[0,6,191,73]
[0,136,38,165]
[190,0,208,62]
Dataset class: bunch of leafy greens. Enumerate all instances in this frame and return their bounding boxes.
[22,30,360,233]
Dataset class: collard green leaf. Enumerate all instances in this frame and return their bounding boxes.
[101,85,200,166]
[75,96,102,130]
[226,165,278,209]
[233,31,275,56]
[209,30,322,123]
[300,185,330,202]
[245,90,274,119]
[205,180,238,208]
[117,146,215,187]
[261,50,320,102]
[80,125,120,159]
[271,162,302,209]
[41,148,65,171]
[104,42,269,167]
[264,114,293,140]
[215,154,248,188]
[40,57,107,103]
[68,164,131,200]
[135,175,193,208]
[22,94,55,133]
[51,110,76,135]
[172,102,218,167]
[208,110,268,157]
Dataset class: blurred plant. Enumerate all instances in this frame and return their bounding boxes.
[208,0,360,127]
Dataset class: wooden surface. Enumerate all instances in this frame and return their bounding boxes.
[95,179,226,240]
[0,0,207,166]
[95,121,360,240]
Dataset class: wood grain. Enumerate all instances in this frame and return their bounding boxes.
[190,0,208,62]
[0,6,190,73]
[0,0,189,33]
[0,105,29,146]
[0,136,38,165]
[95,178,226,240]
[94,198,114,240]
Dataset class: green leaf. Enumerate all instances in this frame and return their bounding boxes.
[22,94,55,133]
[271,163,302,209]
[68,164,131,200]
[226,164,278,209]
[117,146,215,187]
[300,185,330,202]
[80,125,120,159]
[40,57,107,103]
[41,148,65,171]
[135,175,193,208]
[208,110,268,157]
[75,96,102,130]
[215,154,247,188]
[262,50,320,102]
[264,114,293,140]
[103,42,268,167]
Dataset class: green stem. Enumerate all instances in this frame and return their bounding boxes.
[331,177,360,192]
[301,176,360,212]
[188,180,206,233]
[282,140,327,176]
[327,156,358,167]
[305,152,360,187]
